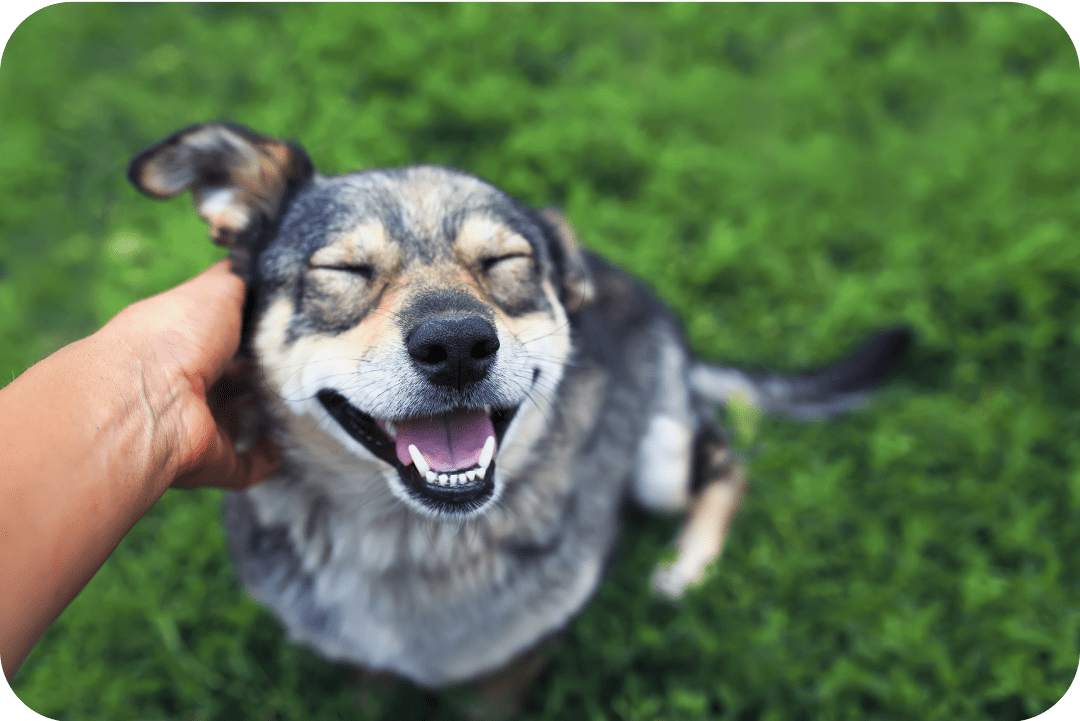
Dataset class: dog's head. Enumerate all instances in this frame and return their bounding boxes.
[130,123,595,518]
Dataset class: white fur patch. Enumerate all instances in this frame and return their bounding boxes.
[197,187,250,232]
[688,365,762,407]
[632,414,694,512]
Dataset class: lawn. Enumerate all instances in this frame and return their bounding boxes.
[2,4,1079,720]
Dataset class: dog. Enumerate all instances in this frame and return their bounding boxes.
[128,123,910,711]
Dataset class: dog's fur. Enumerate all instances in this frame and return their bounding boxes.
[129,123,909,699]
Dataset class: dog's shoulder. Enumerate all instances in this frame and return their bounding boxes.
[568,251,687,385]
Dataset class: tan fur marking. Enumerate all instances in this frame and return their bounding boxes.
[455,217,533,266]
[195,187,251,235]
[499,276,568,342]
[254,292,404,412]
[136,126,301,248]
[452,217,551,315]
[452,269,483,290]
[501,309,560,348]
[652,452,747,599]
[198,128,288,218]
[538,208,596,309]
[397,256,465,288]
[309,224,398,270]
[253,297,301,394]
[139,163,193,198]
[340,283,402,350]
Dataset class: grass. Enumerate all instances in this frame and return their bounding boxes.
[2,4,1078,719]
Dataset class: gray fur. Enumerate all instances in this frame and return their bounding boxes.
[129,123,910,690]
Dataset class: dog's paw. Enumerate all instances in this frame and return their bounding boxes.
[651,560,708,600]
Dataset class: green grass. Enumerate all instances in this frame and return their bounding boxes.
[2,3,1078,719]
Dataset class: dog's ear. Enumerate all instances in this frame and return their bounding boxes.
[128,123,314,272]
[538,207,596,312]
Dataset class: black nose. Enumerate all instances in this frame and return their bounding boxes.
[407,317,500,388]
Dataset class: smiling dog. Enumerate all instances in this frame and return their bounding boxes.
[129,123,909,702]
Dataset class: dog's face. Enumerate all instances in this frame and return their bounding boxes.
[254,168,580,517]
[130,124,594,518]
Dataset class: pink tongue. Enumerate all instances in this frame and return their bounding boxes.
[394,408,495,472]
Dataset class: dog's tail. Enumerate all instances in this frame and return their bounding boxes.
[688,327,913,420]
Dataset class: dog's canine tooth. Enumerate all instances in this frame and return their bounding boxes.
[478,436,496,469]
[407,444,431,476]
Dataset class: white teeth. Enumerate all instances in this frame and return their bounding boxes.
[386,420,397,438]
[407,445,431,476]
[420,470,477,487]
[484,404,492,414]
[478,435,496,469]
[415,452,493,487]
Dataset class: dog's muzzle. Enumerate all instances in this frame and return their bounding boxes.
[316,314,523,515]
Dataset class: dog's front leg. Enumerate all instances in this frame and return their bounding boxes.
[651,437,747,599]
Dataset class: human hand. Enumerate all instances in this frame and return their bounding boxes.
[0,259,282,677]
[96,259,280,490]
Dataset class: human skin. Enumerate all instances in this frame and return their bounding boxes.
[0,260,280,679]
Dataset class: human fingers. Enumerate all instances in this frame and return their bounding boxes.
[172,363,280,490]
[160,259,247,386]
[172,425,281,490]
[105,259,246,391]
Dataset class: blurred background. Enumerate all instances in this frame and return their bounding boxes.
[1,4,1078,720]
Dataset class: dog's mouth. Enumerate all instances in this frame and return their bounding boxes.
[316,389,517,514]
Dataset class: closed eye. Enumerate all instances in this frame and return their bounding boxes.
[311,264,376,281]
[480,254,530,273]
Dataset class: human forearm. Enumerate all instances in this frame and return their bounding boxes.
[0,329,182,678]
[0,260,278,679]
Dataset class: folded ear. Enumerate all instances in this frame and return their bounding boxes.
[128,123,314,271]
[537,207,596,312]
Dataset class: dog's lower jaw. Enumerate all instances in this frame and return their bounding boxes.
[393,459,503,519]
